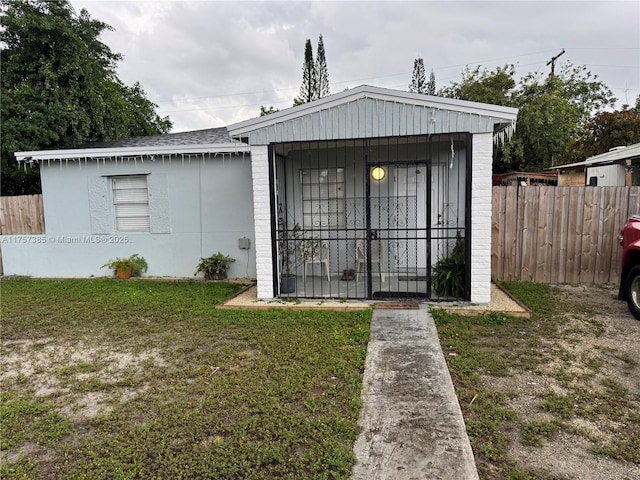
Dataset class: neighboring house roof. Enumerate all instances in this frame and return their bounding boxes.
[551,143,640,171]
[228,84,518,145]
[15,127,250,164]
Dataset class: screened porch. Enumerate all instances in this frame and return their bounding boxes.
[271,133,470,300]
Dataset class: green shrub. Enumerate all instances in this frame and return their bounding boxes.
[102,254,148,278]
[432,232,465,298]
[195,252,235,280]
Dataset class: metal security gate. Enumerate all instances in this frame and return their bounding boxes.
[271,134,470,301]
[366,161,429,298]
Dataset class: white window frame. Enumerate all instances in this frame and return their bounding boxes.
[300,167,345,229]
[111,174,150,232]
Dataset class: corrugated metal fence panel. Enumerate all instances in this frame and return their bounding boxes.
[492,186,640,285]
[245,98,503,144]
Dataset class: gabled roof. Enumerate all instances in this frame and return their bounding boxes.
[228,85,518,145]
[16,127,250,163]
[551,143,640,170]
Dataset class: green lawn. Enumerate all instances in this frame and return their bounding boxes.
[434,282,640,480]
[1,279,371,479]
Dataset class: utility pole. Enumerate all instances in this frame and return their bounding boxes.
[546,49,565,77]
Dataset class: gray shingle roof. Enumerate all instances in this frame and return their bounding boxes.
[76,127,242,149]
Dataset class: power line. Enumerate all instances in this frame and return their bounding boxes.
[150,49,563,106]
[152,52,639,116]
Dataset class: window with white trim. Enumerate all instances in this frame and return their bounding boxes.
[112,175,150,232]
[300,168,345,228]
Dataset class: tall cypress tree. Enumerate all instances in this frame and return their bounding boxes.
[408,57,427,94]
[315,34,330,99]
[427,69,436,95]
[294,39,316,105]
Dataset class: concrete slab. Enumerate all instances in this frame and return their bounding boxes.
[218,282,529,318]
[352,307,479,480]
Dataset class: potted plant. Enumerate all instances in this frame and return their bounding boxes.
[102,254,148,279]
[278,222,303,294]
[195,252,235,280]
[432,232,465,299]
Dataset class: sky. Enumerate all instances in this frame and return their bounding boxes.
[70,0,640,133]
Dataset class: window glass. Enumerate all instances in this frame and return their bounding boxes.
[112,175,150,232]
[300,168,345,228]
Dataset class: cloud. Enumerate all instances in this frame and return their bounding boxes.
[71,0,640,131]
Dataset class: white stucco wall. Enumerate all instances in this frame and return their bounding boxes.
[470,133,493,304]
[2,154,256,279]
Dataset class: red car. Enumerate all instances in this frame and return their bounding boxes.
[619,215,640,320]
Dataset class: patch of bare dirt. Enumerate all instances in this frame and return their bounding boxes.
[0,340,166,423]
[488,284,640,479]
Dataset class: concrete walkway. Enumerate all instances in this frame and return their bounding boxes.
[352,306,479,480]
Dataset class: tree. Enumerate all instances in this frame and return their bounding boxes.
[569,109,640,161]
[440,62,617,172]
[506,76,582,170]
[426,69,436,96]
[293,39,316,106]
[315,34,330,99]
[0,0,172,195]
[439,64,516,106]
[508,64,616,169]
[408,57,427,94]
[293,35,330,106]
[259,105,279,116]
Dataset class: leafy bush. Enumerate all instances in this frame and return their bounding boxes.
[102,254,148,278]
[195,252,235,280]
[432,233,465,298]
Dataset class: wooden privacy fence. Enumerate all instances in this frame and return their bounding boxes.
[492,186,640,285]
[0,194,45,234]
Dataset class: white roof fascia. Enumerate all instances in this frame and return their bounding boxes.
[15,143,251,163]
[551,143,640,170]
[228,85,518,136]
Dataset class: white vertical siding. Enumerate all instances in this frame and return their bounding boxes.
[250,145,274,299]
[470,133,493,304]
[228,86,518,146]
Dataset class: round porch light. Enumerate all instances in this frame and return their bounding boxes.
[371,166,386,181]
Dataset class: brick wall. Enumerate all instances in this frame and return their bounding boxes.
[471,133,493,304]
[250,146,274,299]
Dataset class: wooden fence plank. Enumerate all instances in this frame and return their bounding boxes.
[580,187,597,284]
[595,188,615,283]
[497,185,507,279]
[520,187,536,281]
[491,186,503,279]
[556,187,570,283]
[491,186,640,285]
[0,195,45,235]
[536,187,552,282]
[503,186,518,281]
[563,188,579,283]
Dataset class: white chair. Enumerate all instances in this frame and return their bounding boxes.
[355,239,385,282]
[301,237,330,283]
